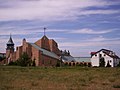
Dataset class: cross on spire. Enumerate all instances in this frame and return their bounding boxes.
[44,27,46,36]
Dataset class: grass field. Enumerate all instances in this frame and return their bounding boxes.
[0,66,120,90]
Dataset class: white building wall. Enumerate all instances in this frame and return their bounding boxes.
[91,53,99,67]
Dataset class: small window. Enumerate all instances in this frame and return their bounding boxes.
[110,60,112,63]
[104,54,106,56]
[95,54,97,56]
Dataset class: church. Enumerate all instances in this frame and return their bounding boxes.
[6,33,61,66]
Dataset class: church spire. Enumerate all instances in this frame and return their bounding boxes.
[6,34,14,51]
[7,34,14,45]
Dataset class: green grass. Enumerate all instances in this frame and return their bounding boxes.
[0,66,120,90]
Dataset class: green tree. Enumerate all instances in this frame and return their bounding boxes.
[117,61,120,67]
[56,60,60,67]
[17,52,31,67]
[106,61,111,67]
[99,57,105,67]
[0,56,6,61]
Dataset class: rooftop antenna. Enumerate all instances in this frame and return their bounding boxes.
[44,27,46,36]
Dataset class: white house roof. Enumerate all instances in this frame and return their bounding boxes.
[91,49,120,59]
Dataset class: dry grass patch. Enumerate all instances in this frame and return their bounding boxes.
[0,66,120,90]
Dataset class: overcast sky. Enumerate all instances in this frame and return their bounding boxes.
[0,0,120,57]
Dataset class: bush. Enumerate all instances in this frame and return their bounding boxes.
[8,61,17,66]
[0,56,6,61]
[106,61,111,67]
[88,63,91,67]
[56,61,60,67]
[113,85,120,88]
[17,52,31,67]
[99,58,105,67]
[117,62,120,67]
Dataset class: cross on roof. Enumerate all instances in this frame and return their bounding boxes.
[44,27,46,36]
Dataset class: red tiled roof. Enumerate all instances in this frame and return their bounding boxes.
[91,52,97,55]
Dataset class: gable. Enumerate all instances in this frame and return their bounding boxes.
[91,49,120,59]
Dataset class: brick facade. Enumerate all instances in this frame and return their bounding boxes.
[6,35,61,66]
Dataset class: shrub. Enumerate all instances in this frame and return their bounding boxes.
[56,61,60,67]
[88,63,91,67]
[106,61,111,67]
[8,61,17,66]
[17,52,31,67]
[99,57,105,67]
[117,62,120,67]
[113,85,120,88]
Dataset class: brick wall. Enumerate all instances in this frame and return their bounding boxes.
[49,39,61,56]
[35,36,50,51]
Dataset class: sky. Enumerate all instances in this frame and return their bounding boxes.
[0,0,120,57]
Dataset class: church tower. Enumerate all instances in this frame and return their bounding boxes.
[6,34,14,63]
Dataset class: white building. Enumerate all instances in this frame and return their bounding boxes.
[91,49,120,67]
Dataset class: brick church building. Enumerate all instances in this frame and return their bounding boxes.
[6,34,61,66]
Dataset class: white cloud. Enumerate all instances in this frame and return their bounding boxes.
[84,36,120,42]
[70,28,113,34]
[0,0,119,21]
[79,10,120,16]
[59,40,120,48]
[0,28,67,35]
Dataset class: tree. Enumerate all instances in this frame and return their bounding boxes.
[17,52,31,66]
[99,57,105,67]
[56,60,61,67]
[0,56,6,61]
[117,61,120,67]
[88,63,91,67]
[106,61,111,67]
